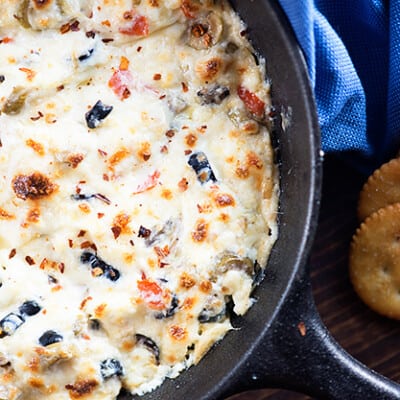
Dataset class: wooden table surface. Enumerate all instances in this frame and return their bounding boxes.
[231,155,400,400]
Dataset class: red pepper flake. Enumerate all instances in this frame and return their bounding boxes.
[86,30,96,38]
[154,245,169,258]
[60,20,80,34]
[184,149,192,155]
[103,173,110,182]
[80,296,93,310]
[25,256,35,265]
[165,129,175,138]
[97,213,104,219]
[58,262,65,274]
[98,148,108,157]
[19,67,36,81]
[56,85,65,92]
[237,85,265,119]
[129,240,135,246]
[153,73,162,81]
[77,229,86,238]
[102,38,114,43]
[111,226,122,239]
[137,46,142,52]
[0,37,13,44]
[8,248,16,259]
[180,0,198,19]
[68,239,73,248]
[181,82,189,93]
[30,111,44,121]
[80,241,97,251]
[298,321,307,336]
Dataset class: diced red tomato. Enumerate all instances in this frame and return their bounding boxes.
[119,15,149,36]
[0,37,13,44]
[137,279,165,310]
[237,85,266,119]
[108,69,134,100]
[132,170,160,194]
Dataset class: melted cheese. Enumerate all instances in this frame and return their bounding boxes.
[0,1,279,398]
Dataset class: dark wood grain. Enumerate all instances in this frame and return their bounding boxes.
[231,155,400,400]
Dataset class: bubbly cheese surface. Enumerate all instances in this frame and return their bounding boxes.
[0,1,279,399]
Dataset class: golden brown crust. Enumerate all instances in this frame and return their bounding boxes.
[12,172,57,200]
[349,203,400,319]
[357,157,400,221]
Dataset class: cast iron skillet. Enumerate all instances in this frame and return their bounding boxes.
[129,1,400,399]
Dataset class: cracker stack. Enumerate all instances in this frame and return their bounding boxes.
[350,158,400,320]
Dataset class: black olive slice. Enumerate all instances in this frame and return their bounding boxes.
[39,330,63,346]
[0,313,25,338]
[135,334,160,365]
[80,252,121,282]
[155,294,179,319]
[188,152,217,184]
[78,48,94,62]
[85,100,113,129]
[19,300,41,316]
[100,358,124,380]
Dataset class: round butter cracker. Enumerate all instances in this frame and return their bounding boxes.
[358,157,400,221]
[349,203,400,320]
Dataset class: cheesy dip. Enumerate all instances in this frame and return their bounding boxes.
[0,0,279,398]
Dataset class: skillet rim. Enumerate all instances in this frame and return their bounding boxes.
[134,0,322,399]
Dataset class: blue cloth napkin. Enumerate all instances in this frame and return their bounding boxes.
[277,0,400,173]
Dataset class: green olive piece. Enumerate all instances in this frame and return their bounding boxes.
[217,253,254,276]
[2,87,30,115]
[188,12,223,50]
[16,0,31,29]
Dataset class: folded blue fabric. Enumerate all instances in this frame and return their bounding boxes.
[277,0,400,173]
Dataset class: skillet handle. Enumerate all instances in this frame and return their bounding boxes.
[231,265,400,400]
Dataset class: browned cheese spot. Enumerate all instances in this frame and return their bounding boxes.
[65,379,98,399]
[12,172,57,200]
[191,219,209,242]
[195,57,222,82]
